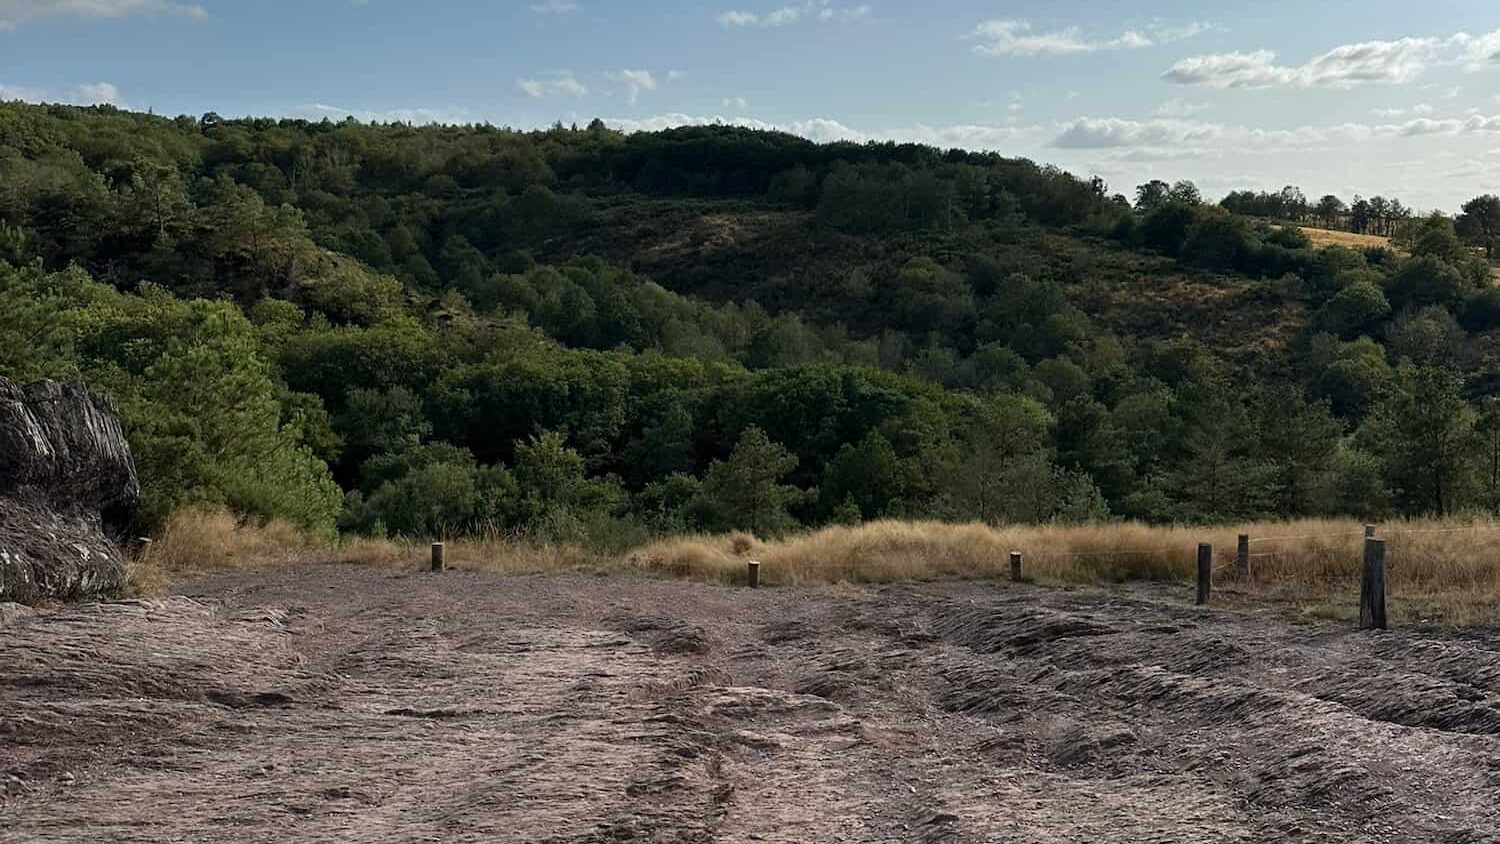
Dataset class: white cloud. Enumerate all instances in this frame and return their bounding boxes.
[0,0,205,30]
[0,83,40,100]
[1052,117,1384,154]
[1166,30,1500,89]
[73,81,118,103]
[1371,103,1434,118]
[529,0,576,12]
[722,96,749,110]
[972,19,1215,58]
[717,2,869,28]
[516,73,588,99]
[1152,98,1208,118]
[604,112,1041,150]
[0,80,124,106]
[1051,113,1500,154]
[296,103,477,125]
[1453,29,1500,69]
[607,69,658,104]
[1387,114,1500,136]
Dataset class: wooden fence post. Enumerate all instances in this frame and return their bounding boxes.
[431,542,445,572]
[1196,543,1212,606]
[747,560,761,588]
[1009,551,1022,582]
[1236,534,1249,577]
[1360,538,1386,630]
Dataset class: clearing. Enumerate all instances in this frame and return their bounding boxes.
[5,567,1500,842]
[1294,226,1394,252]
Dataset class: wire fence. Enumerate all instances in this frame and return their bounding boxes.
[1001,521,1500,630]
[1008,523,1500,584]
[1245,531,1366,545]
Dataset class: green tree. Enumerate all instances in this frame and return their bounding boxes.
[335,386,431,465]
[1477,398,1500,514]
[695,426,804,537]
[1316,194,1346,229]
[1359,365,1476,516]
[1134,180,1171,211]
[1308,336,1392,419]
[1458,195,1500,260]
[512,430,624,537]
[1169,180,1203,205]
[1315,280,1390,338]
[1255,386,1343,515]
[819,432,902,520]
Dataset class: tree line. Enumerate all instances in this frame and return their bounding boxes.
[1215,182,1500,254]
[2,101,1500,545]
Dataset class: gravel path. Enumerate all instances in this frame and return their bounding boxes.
[5,567,1500,842]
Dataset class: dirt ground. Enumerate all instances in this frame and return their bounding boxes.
[6,568,1500,843]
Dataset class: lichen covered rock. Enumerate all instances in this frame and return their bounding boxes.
[0,377,138,603]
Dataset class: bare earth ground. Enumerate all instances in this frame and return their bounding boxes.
[6,569,1500,843]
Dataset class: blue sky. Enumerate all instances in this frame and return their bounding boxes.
[3,0,1499,209]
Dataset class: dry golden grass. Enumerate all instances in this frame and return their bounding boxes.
[145,508,320,572]
[1292,225,1394,251]
[126,507,596,595]
[129,509,1500,625]
[1289,226,1498,284]
[628,517,1500,625]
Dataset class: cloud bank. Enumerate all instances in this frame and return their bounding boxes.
[972,19,1216,58]
[0,0,205,30]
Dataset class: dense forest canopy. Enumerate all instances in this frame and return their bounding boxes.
[4,101,1499,543]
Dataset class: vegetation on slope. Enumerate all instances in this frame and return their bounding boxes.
[3,101,1500,546]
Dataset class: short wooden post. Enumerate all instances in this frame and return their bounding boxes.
[431,542,445,572]
[1364,523,1376,539]
[1196,543,1212,606]
[747,560,761,588]
[1236,534,1249,577]
[1009,551,1022,582]
[1360,538,1386,630]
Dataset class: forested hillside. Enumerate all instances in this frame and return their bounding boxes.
[3,101,1498,543]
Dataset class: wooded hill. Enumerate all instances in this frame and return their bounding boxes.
[2,101,1497,544]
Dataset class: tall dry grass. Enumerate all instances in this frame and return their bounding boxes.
[130,509,1500,624]
[626,517,1500,624]
[127,507,595,595]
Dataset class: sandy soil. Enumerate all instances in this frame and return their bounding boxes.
[6,568,1500,842]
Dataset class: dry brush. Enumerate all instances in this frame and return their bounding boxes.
[131,509,1500,625]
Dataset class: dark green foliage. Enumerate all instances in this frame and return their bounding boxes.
[693,426,804,537]
[1316,281,1390,338]
[1357,366,1477,516]
[3,101,1499,539]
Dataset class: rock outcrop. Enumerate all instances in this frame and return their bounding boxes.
[0,377,138,603]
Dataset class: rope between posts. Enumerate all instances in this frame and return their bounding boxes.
[1245,531,1366,544]
[1025,547,1183,560]
[1380,524,1500,535]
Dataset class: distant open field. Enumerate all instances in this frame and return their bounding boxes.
[1293,225,1395,251]
[1286,225,1500,282]
[7,567,1500,842]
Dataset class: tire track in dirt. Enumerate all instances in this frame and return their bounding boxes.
[5,570,1500,842]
